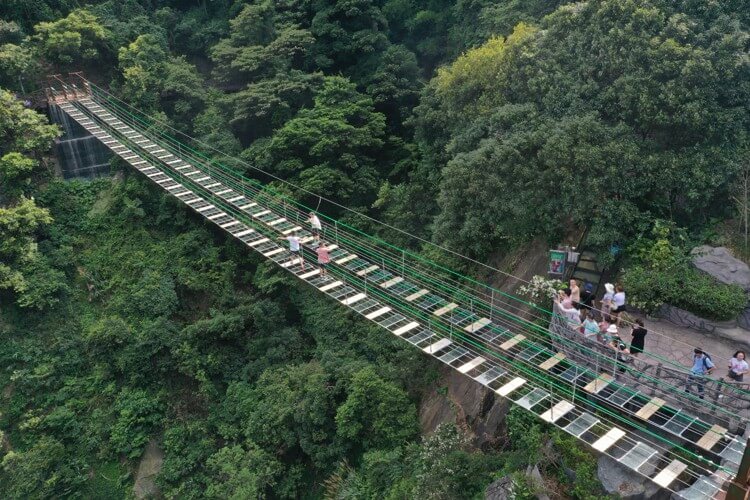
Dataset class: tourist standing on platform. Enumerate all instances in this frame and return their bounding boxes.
[579,282,595,311]
[629,319,647,356]
[686,348,714,399]
[570,279,580,307]
[611,284,627,325]
[555,289,580,326]
[316,241,330,277]
[309,212,322,242]
[727,351,749,382]
[601,283,615,320]
[581,311,599,340]
[279,232,305,271]
[603,323,618,345]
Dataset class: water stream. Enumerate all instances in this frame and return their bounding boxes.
[48,105,113,180]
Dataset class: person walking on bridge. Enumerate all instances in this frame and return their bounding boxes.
[309,212,322,243]
[317,241,331,277]
[686,348,714,400]
[280,232,305,271]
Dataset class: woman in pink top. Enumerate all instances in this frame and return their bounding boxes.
[316,242,331,277]
[728,351,749,382]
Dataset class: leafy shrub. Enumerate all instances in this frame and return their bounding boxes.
[622,265,747,321]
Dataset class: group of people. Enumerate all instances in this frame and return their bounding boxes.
[279,212,331,276]
[554,280,642,354]
[686,348,749,399]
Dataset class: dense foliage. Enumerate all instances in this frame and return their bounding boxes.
[1,0,749,497]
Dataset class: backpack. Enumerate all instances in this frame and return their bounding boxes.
[702,354,713,373]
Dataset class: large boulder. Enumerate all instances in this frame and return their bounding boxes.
[134,439,164,499]
[485,476,515,500]
[420,366,508,449]
[597,455,669,500]
[691,246,750,290]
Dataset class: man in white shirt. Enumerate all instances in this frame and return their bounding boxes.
[280,232,305,270]
[309,212,322,242]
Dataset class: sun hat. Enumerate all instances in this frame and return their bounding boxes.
[585,282,593,292]
[605,283,615,294]
[606,324,618,334]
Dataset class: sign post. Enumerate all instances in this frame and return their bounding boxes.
[548,249,566,277]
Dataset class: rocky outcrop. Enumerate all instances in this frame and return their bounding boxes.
[597,455,669,500]
[485,476,515,499]
[691,246,750,290]
[420,366,508,449]
[134,439,164,499]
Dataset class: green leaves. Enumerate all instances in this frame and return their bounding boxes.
[33,9,110,67]
[416,0,750,258]
[335,367,418,451]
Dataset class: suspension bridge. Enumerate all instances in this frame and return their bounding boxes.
[47,74,750,498]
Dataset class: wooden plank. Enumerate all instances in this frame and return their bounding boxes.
[268,218,287,226]
[458,357,486,374]
[356,265,379,276]
[381,276,404,288]
[540,400,575,423]
[433,303,458,316]
[220,221,240,229]
[319,281,343,292]
[423,338,452,353]
[365,306,391,319]
[584,373,614,394]
[342,293,367,305]
[500,334,525,350]
[539,353,565,371]
[465,317,491,333]
[592,428,626,452]
[248,238,270,247]
[635,398,665,420]
[394,321,420,336]
[239,203,257,210]
[696,424,727,451]
[299,269,321,279]
[227,196,245,203]
[652,459,688,488]
[252,210,271,218]
[208,212,228,220]
[235,229,255,237]
[496,377,526,397]
[336,254,358,265]
[282,226,303,235]
[263,248,284,257]
[405,289,429,302]
[196,204,216,212]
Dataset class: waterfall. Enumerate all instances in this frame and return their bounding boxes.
[48,105,113,180]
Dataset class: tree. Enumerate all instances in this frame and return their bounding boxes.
[117,34,206,128]
[261,76,386,206]
[33,9,110,67]
[205,444,282,499]
[414,1,750,259]
[210,2,318,142]
[0,89,60,158]
[365,44,422,134]
[335,367,418,451]
[311,0,389,80]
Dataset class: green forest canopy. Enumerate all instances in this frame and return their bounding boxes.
[0,0,749,497]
